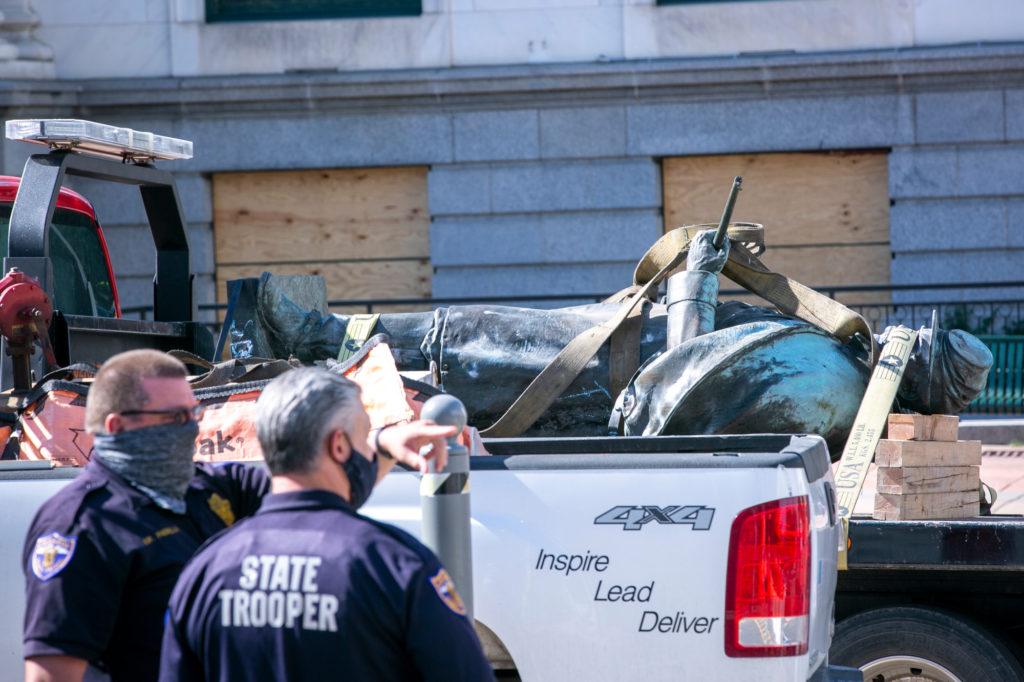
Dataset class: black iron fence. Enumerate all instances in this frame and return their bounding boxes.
[123,279,1024,336]
[771,281,1024,335]
[120,280,1024,415]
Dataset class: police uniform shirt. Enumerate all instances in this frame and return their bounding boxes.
[160,489,495,682]
[23,458,269,681]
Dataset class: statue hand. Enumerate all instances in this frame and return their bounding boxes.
[686,229,730,274]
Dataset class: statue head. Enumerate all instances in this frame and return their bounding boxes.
[898,325,993,415]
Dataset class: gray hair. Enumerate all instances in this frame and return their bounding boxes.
[255,367,364,475]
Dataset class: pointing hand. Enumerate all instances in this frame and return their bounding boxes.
[375,420,458,473]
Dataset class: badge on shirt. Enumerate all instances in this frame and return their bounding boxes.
[429,568,467,616]
[207,492,235,527]
[31,532,77,581]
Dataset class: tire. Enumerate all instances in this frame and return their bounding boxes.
[831,606,1024,682]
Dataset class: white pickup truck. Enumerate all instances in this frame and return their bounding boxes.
[0,121,854,680]
[0,433,848,681]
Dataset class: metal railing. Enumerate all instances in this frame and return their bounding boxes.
[847,299,1024,336]
[121,292,611,318]
[120,280,1024,415]
[121,279,1024,335]
[966,336,1024,415]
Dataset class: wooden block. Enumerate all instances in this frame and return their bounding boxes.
[876,465,980,494]
[873,491,979,520]
[875,439,981,467]
[887,414,959,442]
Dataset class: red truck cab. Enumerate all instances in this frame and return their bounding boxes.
[0,176,120,318]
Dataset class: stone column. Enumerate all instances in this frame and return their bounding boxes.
[0,0,53,79]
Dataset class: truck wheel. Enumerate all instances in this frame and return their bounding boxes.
[831,606,1024,682]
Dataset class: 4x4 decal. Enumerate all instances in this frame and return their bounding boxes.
[594,505,715,531]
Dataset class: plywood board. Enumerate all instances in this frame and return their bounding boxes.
[876,465,979,494]
[214,168,429,264]
[663,152,890,246]
[217,260,431,303]
[887,414,960,442]
[753,244,890,289]
[718,289,888,308]
[213,167,432,309]
[716,242,890,308]
[875,439,982,467]
[663,151,891,298]
[873,490,979,520]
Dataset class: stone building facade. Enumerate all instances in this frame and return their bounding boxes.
[0,0,1019,323]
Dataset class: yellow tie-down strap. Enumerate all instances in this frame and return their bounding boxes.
[835,326,917,571]
[337,314,381,364]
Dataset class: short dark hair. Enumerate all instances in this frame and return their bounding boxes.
[255,368,363,475]
[85,350,188,433]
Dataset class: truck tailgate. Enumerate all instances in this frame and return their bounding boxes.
[364,435,840,681]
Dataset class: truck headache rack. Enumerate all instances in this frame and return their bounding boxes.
[1,120,212,387]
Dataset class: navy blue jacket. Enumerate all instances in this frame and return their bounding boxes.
[159,489,495,682]
[23,459,269,681]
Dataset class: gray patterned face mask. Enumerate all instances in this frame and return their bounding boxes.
[93,421,199,514]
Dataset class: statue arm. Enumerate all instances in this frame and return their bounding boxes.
[666,272,720,347]
[666,230,729,347]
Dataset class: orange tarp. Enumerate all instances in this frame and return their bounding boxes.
[10,343,414,466]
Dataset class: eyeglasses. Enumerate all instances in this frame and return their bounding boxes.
[118,405,204,426]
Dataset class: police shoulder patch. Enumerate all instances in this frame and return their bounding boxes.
[31,532,77,581]
[429,567,467,616]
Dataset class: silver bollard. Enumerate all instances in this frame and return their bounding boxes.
[419,394,474,618]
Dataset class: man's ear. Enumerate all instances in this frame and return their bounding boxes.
[103,413,122,434]
[327,430,350,464]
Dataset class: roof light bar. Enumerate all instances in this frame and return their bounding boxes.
[5,119,192,162]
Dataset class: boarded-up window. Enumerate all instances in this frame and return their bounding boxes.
[213,167,431,311]
[662,151,890,303]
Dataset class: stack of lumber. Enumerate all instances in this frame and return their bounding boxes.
[872,414,981,520]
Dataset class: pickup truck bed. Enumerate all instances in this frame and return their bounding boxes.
[0,434,841,681]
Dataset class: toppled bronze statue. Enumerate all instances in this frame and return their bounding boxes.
[223,224,991,457]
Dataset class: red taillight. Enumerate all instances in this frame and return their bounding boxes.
[724,495,810,657]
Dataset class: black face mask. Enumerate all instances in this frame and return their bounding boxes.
[339,435,378,509]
